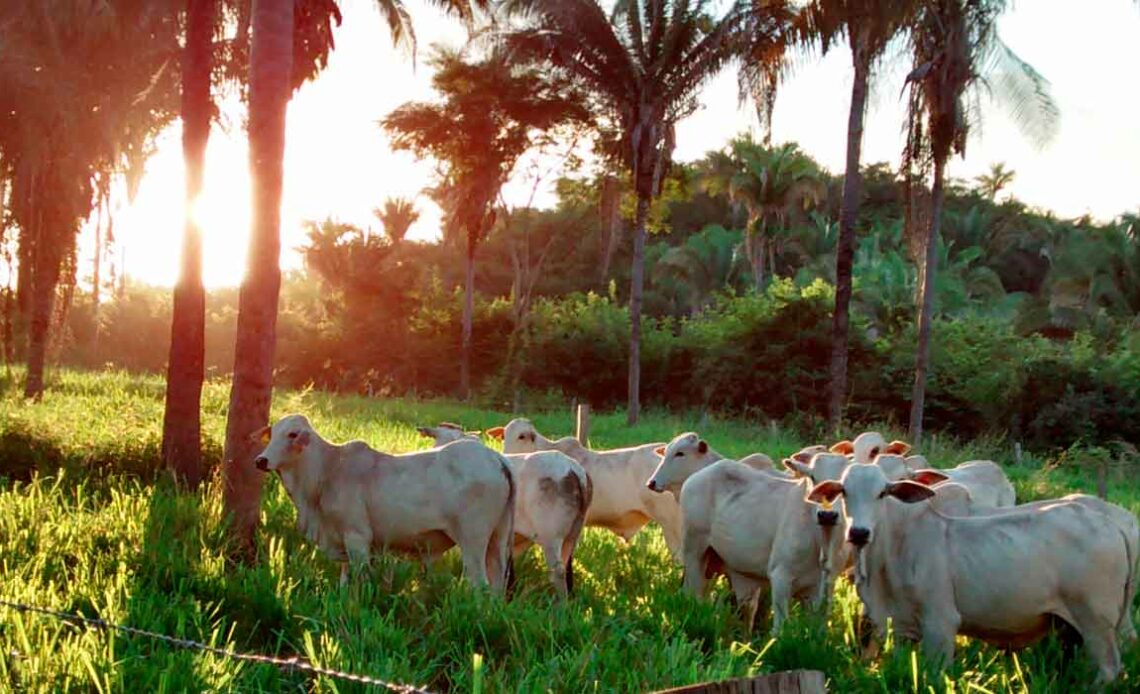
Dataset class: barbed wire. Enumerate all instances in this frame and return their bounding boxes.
[0,598,434,693]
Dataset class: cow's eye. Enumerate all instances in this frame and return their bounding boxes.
[675,451,685,457]
[287,432,298,440]
[518,434,527,440]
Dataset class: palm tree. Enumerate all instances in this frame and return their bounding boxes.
[902,0,1058,444]
[503,0,745,423]
[791,0,921,432]
[700,138,827,291]
[0,0,181,400]
[974,161,1015,200]
[383,46,587,399]
[162,0,216,490]
[654,224,744,313]
[375,196,420,244]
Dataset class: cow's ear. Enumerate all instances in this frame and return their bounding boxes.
[654,446,667,457]
[808,480,844,504]
[830,440,854,455]
[910,469,950,486]
[697,440,708,454]
[886,440,912,455]
[784,458,812,478]
[486,426,505,440]
[416,426,435,439]
[885,480,936,503]
[250,426,271,445]
[791,450,813,464]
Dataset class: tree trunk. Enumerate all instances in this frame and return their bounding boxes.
[221,0,292,556]
[24,232,63,400]
[627,193,649,425]
[598,175,622,286]
[908,158,945,445]
[460,242,474,400]
[162,0,214,491]
[827,41,870,433]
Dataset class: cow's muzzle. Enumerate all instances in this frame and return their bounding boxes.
[254,456,269,472]
[847,526,870,547]
[646,479,661,493]
[817,509,839,527]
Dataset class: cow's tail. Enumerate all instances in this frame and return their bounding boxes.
[562,470,593,596]
[1115,517,1138,642]
[493,454,517,598]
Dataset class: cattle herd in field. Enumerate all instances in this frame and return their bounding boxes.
[252,416,1138,683]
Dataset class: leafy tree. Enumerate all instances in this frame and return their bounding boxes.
[974,161,1016,200]
[375,196,420,244]
[503,0,743,424]
[382,46,588,398]
[902,0,1058,444]
[654,224,745,314]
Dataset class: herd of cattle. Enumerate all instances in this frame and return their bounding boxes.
[251,415,1137,683]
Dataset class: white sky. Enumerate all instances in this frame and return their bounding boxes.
[111,0,1140,288]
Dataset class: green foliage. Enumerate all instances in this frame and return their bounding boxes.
[1,370,1139,691]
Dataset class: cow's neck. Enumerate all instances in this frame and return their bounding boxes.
[279,439,332,518]
[858,501,938,618]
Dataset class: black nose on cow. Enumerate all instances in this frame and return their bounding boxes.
[254,456,269,471]
[646,479,659,492]
[847,527,870,546]
[817,509,839,527]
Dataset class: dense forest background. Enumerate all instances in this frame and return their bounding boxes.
[22,140,1139,451]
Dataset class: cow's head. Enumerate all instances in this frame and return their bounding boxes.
[808,463,935,548]
[646,432,714,496]
[252,414,316,472]
[486,418,541,454]
[416,422,480,447]
[783,452,852,526]
[850,432,911,465]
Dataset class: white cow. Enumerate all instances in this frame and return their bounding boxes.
[418,423,592,595]
[875,454,1016,509]
[645,432,780,497]
[254,414,515,591]
[679,452,853,632]
[487,419,683,559]
[808,464,1134,682]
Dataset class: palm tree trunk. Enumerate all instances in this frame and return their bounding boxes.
[827,42,870,433]
[460,241,474,400]
[908,157,945,445]
[162,0,214,490]
[24,230,63,400]
[222,0,292,556]
[627,193,649,425]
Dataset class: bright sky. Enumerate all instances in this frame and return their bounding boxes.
[110,0,1140,288]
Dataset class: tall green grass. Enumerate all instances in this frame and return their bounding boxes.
[0,368,1136,692]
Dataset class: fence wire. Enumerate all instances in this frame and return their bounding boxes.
[0,598,433,693]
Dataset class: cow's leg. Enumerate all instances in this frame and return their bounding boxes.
[1068,603,1123,683]
[682,540,710,598]
[727,571,764,632]
[919,610,960,673]
[342,532,372,585]
[768,567,794,635]
[540,539,569,596]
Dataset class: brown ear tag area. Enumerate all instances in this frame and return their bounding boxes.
[259,428,271,446]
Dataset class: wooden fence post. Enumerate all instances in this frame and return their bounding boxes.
[575,403,590,446]
[649,670,826,694]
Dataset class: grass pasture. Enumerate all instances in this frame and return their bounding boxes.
[0,368,1137,692]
